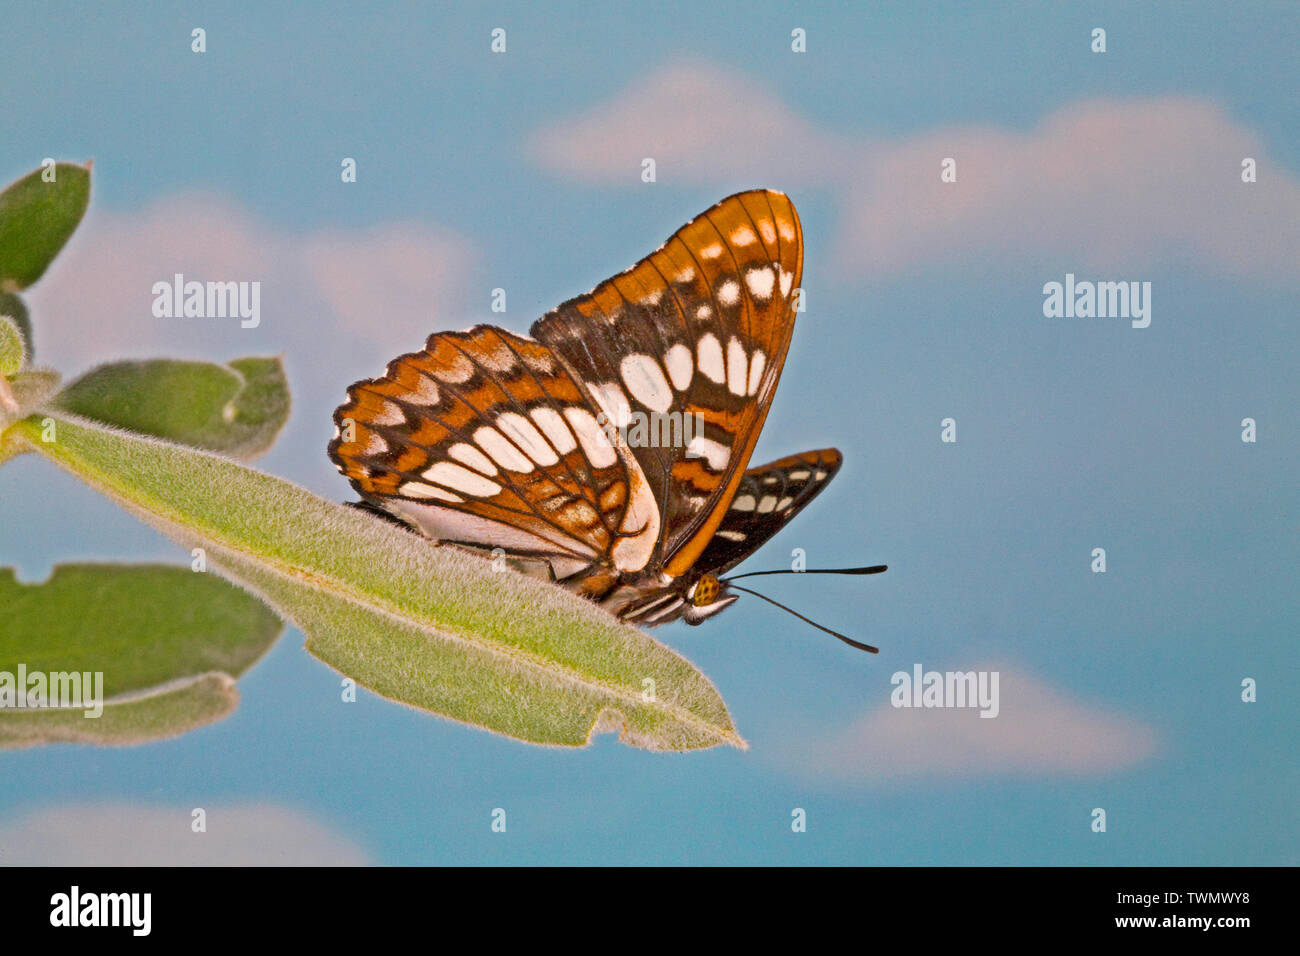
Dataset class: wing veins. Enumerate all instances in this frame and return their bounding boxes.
[494,332,619,541]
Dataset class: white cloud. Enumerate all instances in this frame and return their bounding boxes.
[529,62,851,186]
[301,224,473,339]
[0,802,372,865]
[837,97,1300,280]
[530,62,1300,282]
[772,665,1158,786]
[25,195,474,374]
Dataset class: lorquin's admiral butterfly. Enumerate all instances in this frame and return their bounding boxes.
[330,190,886,651]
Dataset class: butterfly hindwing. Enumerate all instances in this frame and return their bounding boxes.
[692,448,843,577]
[330,324,645,581]
[530,189,804,578]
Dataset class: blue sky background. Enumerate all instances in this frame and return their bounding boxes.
[1,1,1296,864]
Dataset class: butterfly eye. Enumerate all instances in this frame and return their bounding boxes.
[692,573,720,607]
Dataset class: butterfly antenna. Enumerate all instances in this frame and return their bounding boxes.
[726,584,879,653]
[722,564,887,582]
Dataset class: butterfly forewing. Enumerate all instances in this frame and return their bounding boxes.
[531,189,803,578]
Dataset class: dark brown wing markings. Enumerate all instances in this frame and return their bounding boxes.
[529,189,804,579]
[442,332,611,537]
[331,325,632,560]
[491,331,617,540]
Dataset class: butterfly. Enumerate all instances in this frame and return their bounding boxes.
[329,189,884,651]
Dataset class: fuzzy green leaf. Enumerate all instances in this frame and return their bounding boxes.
[8,414,744,750]
[51,356,289,460]
[0,292,32,361]
[0,315,23,375]
[0,563,284,748]
[0,673,241,750]
[0,162,91,290]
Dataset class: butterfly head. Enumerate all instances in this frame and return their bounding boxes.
[682,572,738,626]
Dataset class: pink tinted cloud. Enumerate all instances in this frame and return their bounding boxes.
[530,62,1300,282]
[775,665,1158,786]
[0,803,371,865]
[529,62,852,186]
[26,195,474,372]
[301,225,473,338]
[839,97,1300,280]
